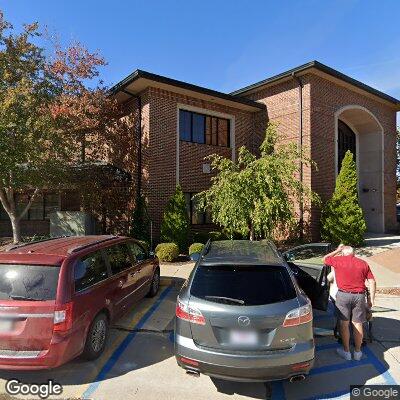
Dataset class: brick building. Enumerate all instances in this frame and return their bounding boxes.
[1,61,399,240]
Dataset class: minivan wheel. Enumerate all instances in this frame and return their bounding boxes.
[82,313,109,360]
[147,267,160,298]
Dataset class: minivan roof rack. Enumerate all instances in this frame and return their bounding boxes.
[67,236,119,254]
[6,236,70,252]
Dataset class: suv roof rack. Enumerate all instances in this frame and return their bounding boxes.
[6,236,70,252]
[67,236,119,254]
[202,239,212,257]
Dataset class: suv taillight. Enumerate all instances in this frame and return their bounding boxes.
[283,303,312,327]
[53,302,73,332]
[176,298,205,325]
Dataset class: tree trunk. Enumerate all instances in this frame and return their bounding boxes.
[249,223,255,241]
[10,215,21,244]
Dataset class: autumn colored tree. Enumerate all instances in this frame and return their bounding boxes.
[0,11,127,243]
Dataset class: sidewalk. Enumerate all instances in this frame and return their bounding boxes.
[356,234,400,289]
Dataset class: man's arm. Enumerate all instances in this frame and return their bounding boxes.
[322,244,344,265]
[367,279,376,307]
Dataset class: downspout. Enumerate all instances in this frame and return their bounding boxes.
[291,72,304,240]
[122,90,142,204]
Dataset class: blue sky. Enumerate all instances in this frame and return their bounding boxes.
[1,1,399,123]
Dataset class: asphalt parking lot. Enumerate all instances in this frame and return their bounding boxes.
[0,269,399,400]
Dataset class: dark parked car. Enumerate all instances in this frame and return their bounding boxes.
[0,235,160,370]
[174,240,330,382]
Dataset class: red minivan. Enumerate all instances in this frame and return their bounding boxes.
[0,235,160,370]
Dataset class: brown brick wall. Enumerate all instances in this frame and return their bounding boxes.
[309,74,397,234]
[243,72,397,238]
[141,87,260,239]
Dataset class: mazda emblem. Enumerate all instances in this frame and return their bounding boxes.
[237,316,250,327]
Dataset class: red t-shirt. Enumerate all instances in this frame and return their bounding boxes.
[324,255,375,292]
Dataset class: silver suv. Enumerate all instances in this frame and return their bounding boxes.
[174,240,331,382]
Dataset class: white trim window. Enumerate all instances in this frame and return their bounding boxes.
[179,109,231,148]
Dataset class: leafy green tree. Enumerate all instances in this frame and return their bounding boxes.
[321,150,366,246]
[196,123,318,240]
[129,194,150,243]
[160,185,190,252]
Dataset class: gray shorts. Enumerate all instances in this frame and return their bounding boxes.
[335,291,366,323]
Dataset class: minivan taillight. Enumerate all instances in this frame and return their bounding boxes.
[53,302,73,332]
[283,303,312,327]
[176,298,205,325]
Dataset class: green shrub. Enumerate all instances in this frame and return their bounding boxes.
[192,231,209,244]
[189,243,204,255]
[137,240,150,254]
[321,151,366,246]
[160,185,190,253]
[129,194,150,243]
[155,243,179,262]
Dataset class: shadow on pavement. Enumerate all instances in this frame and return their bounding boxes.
[0,284,397,400]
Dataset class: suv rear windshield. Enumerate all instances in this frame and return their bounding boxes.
[0,264,60,301]
[191,265,296,306]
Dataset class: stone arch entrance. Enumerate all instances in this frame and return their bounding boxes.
[334,105,384,233]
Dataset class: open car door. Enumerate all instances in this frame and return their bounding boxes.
[282,243,332,311]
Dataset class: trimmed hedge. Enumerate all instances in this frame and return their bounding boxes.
[155,243,179,262]
[189,243,204,255]
[160,185,190,253]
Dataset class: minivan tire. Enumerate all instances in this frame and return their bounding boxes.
[147,267,160,298]
[82,313,109,361]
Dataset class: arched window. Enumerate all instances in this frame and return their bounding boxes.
[337,120,356,172]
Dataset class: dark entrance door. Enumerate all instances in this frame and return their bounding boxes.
[337,120,356,172]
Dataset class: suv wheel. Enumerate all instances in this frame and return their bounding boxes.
[147,267,160,298]
[82,313,109,360]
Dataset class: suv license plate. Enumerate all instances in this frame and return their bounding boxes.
[230,330,258,346]
[0,320,12,333]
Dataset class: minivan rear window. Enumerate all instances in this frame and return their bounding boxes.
[0,264,60,301]
[190,265,296,306]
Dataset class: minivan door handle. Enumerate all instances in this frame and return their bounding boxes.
[118,279,125,288]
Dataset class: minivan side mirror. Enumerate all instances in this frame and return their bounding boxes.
[190,252,201,261]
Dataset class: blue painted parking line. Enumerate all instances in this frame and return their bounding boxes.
[82,285,174,400]
[276,341,398,400]
[271,381,285,400]
[300,389,349,400]
[316,343,340,351]
[363,346,397,385]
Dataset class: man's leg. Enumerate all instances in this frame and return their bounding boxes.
[335,292,352,360]
[352,321,363,353]
[339,320,351,352]
[352,294,367,360]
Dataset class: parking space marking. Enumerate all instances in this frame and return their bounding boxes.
[276,341,399,400]
[81,285,173,400]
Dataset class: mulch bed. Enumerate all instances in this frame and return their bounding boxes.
[376,287,400,296]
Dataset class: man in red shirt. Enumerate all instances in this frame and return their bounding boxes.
[323,244,376,361]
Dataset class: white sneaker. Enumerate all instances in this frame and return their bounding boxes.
[336,347,352,361]
[353,351,363,361]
